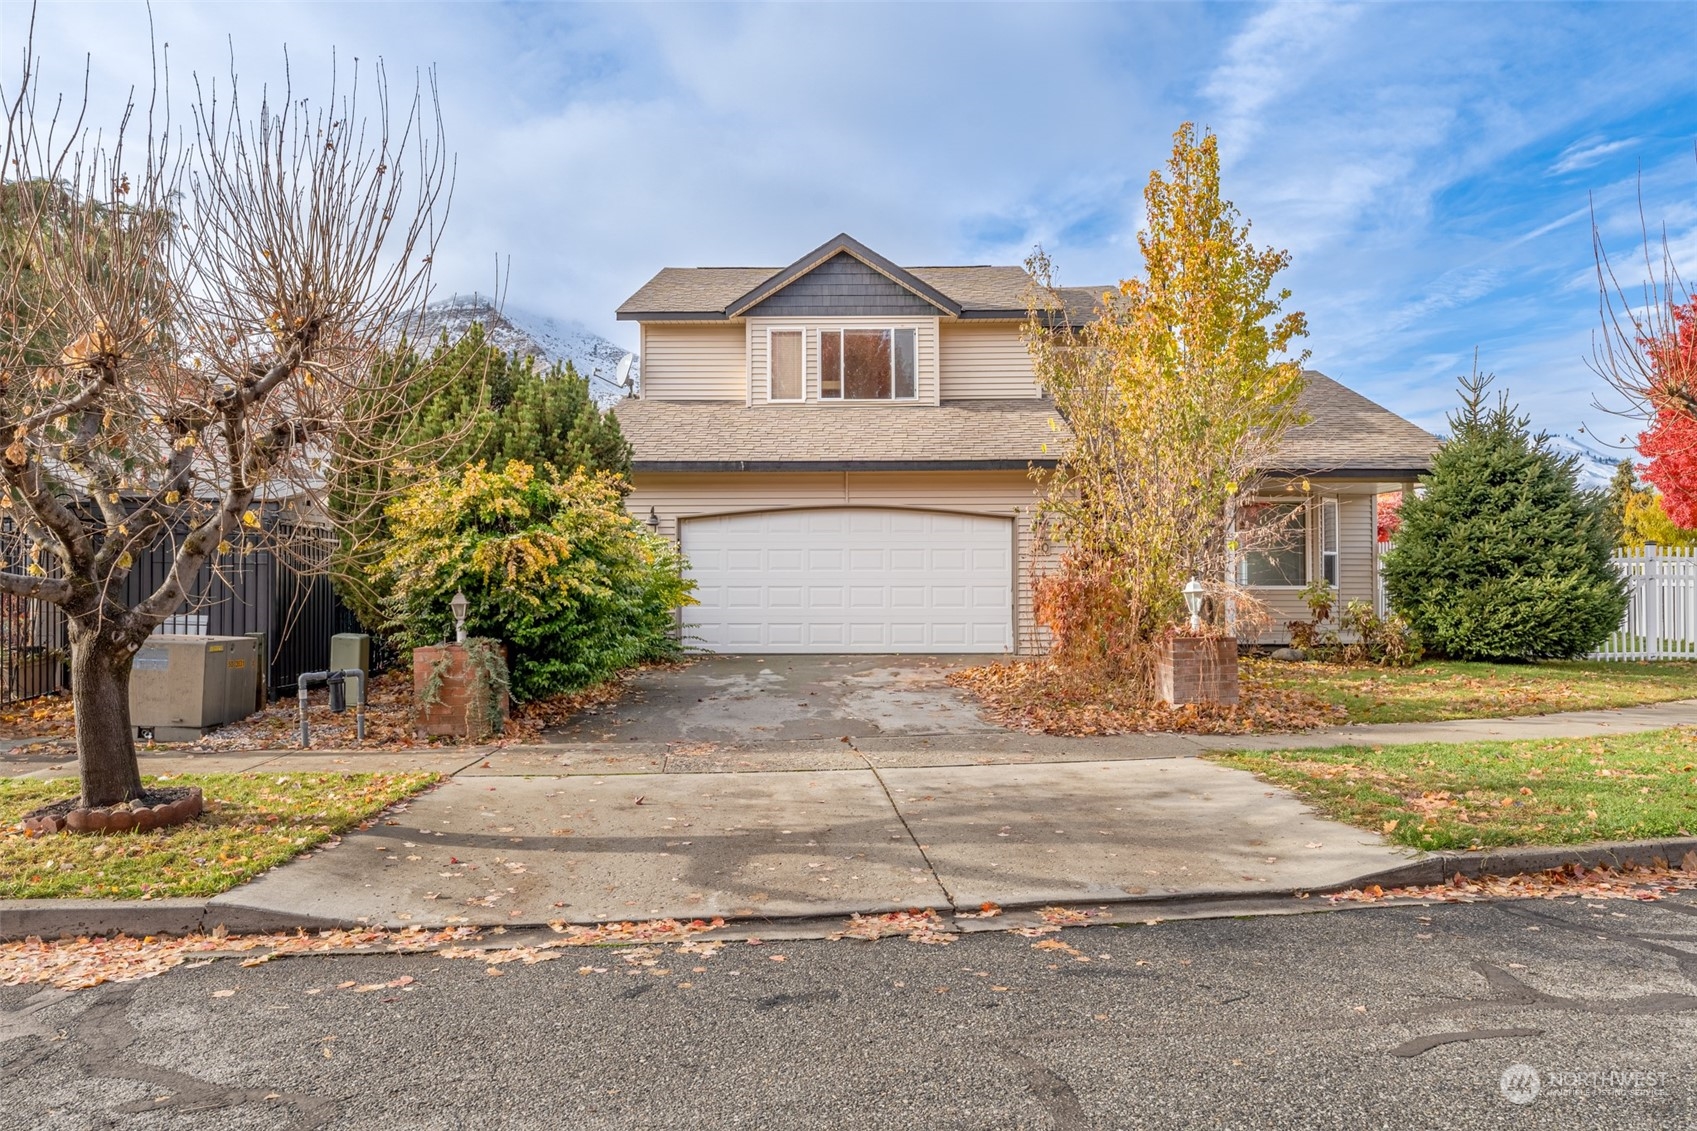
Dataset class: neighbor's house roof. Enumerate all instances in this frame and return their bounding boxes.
[617,233,1105,324]
[613,371,1436,478]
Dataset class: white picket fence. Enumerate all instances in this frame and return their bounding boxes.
[1590,544,1697,660]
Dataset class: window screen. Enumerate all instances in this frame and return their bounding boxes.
[1240,502,1308,587]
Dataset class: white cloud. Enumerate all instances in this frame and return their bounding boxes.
[1550,136,1637,175]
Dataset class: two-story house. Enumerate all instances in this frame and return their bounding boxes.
[612,234,1436,655]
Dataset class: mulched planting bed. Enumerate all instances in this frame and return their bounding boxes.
[20,785,202,835]
[0,662,664,757]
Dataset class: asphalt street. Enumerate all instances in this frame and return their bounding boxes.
[3,895,1695,1131]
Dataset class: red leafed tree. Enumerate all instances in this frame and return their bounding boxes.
[1376,491,1402,543]
[1637,299,1697,528]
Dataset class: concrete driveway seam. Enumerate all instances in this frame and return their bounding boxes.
[849,745,960,912]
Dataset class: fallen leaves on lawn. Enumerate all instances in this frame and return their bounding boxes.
[1327,861,1697,906]
[947,660,1344,736]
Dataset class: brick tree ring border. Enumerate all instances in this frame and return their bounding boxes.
[19,786,204,835]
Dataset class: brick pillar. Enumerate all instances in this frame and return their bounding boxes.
[1155,637,1240,706]
[414,644,510,740]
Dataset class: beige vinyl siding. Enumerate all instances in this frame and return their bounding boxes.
[638,323,746,401]
[1249,490,1381,643]
[627,469,1049,654]
[746,316,940,406]
[939,321,1041,399]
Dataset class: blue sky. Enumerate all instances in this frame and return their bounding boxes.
[4,1,1694,448]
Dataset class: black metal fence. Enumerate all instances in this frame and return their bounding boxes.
[0,521,379,707]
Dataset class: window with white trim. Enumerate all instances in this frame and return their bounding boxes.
[1238,501,1308,587]
[819,328,917,400]
[767,329,804,402]
[1320,498,1339,587]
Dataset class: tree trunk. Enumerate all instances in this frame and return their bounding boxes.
[69,625,143,807]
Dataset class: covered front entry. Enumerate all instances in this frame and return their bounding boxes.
[679,508,1013,653]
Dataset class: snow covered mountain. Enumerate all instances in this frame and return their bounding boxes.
[1545,433,1625,491]
[407,293,634,407]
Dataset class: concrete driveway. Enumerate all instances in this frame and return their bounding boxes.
[546,654,1005,745]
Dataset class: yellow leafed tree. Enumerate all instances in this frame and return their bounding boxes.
[1026,123,1309,691]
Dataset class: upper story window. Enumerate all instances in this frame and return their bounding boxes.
[819,328,917,400]
[768,329,804,401]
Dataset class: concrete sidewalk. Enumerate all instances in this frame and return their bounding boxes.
[7,697,1697,940]
[204,757,1408,930]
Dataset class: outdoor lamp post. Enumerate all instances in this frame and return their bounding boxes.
[450,590,469,645]
[1182,578,1206,633]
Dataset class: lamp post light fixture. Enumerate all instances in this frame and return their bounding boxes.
[646,506,661,532]
[1182,577,1206,634]
[450,590,469,645]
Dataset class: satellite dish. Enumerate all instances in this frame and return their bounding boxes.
[614,355,634,388]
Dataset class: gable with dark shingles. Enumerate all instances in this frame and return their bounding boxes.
[744,253,943,317]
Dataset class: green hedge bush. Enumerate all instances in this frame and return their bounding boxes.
[378,461,694,700]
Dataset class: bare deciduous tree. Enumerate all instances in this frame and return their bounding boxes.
[0,18,450,808]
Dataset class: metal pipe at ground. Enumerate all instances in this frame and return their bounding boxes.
[296,669,368,748]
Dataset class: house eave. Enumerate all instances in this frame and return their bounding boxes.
[1262,466,1431,481]
[615,310,730,322]
[633,458,1057,474]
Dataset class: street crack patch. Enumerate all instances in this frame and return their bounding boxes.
[1388,1028,1543,1057]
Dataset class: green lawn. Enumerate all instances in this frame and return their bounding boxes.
[2,772,438,899]
[1211,728,1697,851]
[1247,657,1697,725]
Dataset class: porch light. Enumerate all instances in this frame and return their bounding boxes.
[450,590,469,644]
[646,507,661,532]
[1182,577,1206,633]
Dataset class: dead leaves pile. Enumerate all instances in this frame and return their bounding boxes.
[1327,858,1697,906]
[832,909,955,944]
[0,917,732,991]
[947,660,1345,736]
[0,924,479,991]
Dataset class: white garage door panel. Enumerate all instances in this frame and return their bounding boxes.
[682,509,1013,654]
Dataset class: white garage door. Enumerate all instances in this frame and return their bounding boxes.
[680,509,1013,653]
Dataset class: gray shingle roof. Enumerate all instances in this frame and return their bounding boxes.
[614,371,1435,476]
[613,398,1067,470]
[1277,372,1439,477]
[616,237,1108,322]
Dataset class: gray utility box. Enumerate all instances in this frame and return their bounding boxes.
[329,633,370,679]
[130,635,261,741]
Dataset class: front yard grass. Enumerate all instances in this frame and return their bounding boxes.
[1211,728,1697,851]
[1,772,438,900]
[1247,657,1697,725]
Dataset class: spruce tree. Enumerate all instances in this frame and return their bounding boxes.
[1381,369,1627,661]
[330,325,632,627]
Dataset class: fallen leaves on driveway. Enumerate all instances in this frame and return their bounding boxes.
[1326,861,1697,906]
